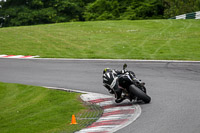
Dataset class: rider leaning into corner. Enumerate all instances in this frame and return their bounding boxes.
[102,64,145,103]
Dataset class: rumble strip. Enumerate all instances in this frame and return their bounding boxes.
[0,55,39,58]
[77,93,141,133]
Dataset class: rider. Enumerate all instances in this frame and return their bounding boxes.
[103,67,137,103]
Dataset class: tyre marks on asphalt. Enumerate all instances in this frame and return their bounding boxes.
[77,93,141,133]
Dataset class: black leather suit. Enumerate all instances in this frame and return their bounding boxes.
[103,69,135,102]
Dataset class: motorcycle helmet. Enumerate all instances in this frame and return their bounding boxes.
[103,68,112,74]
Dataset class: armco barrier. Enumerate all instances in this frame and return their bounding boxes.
[170,11,200,19]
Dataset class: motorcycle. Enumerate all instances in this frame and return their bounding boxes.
[118,64,151,103]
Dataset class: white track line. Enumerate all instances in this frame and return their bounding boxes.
[13,57,200,63]
[1,55,199,63]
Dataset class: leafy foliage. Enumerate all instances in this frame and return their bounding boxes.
[0,0,200,27]
[0,0,92,27]
[84,0,164,20]
[163,0,200,18]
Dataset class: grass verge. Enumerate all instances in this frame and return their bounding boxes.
[0,82,95,133]
[0,20,200,60]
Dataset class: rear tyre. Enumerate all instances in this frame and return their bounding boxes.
[129,85,151,103]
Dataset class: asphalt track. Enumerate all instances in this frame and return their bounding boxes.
[0,58,200,133]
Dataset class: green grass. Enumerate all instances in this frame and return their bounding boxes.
[0,19,200,60]
[0,82,86,133]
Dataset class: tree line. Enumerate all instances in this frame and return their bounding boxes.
[0,0,200,27]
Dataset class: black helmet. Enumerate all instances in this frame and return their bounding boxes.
[103,68,112,74]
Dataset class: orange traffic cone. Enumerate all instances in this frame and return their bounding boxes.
[70,114,77,124]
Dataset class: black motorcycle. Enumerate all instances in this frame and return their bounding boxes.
[118,64,151,103]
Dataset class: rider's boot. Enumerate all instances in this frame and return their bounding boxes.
[115,97,125,103]
[114,88,124,103]
[115,94,126,103]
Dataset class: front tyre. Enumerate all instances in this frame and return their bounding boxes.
[129,85,151,103]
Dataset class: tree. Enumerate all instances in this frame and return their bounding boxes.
[84,0,120,20]
[0,0,95,27]
[163,0,200,18]
[1,0,200,27]
[84,0,164,20]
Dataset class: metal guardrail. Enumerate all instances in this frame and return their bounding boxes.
[170,11,200,19]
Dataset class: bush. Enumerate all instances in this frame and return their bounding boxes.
[84,0,164,21]
[84,0,120,20]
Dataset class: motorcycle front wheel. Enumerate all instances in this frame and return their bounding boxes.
[129,85,151,103]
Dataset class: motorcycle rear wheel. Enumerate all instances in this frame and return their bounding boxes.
[129,85,151,103]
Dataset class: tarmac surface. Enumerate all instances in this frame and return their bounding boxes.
[0,58,200,133]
